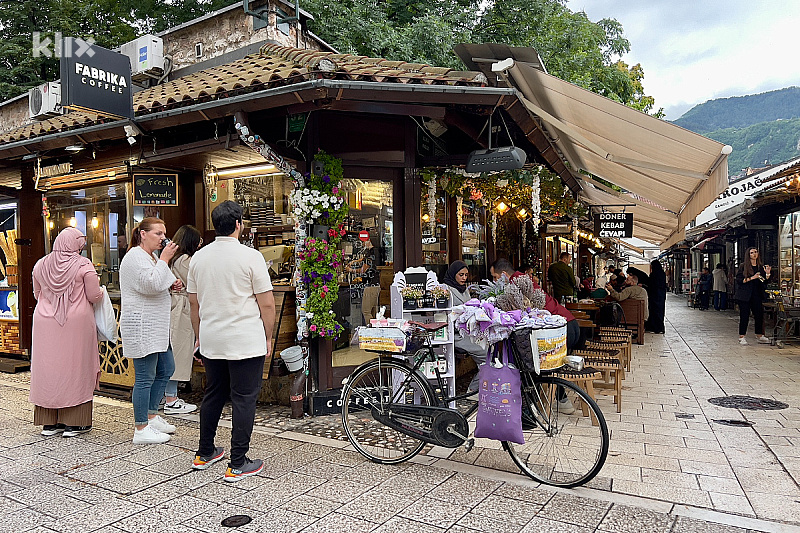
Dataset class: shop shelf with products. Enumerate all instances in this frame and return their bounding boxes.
[390,268,455,407]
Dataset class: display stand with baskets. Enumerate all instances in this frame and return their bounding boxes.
[390,268,455,407]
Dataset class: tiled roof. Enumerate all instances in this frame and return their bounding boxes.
[0,44,487,146]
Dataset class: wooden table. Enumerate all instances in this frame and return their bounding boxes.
[564,303,600,312]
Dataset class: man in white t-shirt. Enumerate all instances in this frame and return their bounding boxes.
[187,200,276,482]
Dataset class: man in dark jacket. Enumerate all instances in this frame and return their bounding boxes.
[548,252,577,302]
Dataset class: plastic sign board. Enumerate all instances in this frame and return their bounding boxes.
[595,213,633,238]
[359,230,370,242]
[59,37,133,119]
[133,173,178,206]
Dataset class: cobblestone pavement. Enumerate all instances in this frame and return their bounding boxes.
[1,293,799,532]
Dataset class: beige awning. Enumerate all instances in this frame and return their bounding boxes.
[500,59,729,249]
[577,180,678,245]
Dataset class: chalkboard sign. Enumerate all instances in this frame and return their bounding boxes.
[133,173,178,206]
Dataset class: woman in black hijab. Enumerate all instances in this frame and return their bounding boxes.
[645,260,668,334]
[442,260,484,391]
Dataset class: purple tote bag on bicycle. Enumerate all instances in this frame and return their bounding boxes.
[474,340,524,444]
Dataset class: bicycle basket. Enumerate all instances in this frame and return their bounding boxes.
[510,325,568,374]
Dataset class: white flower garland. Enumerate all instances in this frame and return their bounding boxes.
[492,210,498,245]
[531,174,541,234]
[456,196,463,234]
[427,178,437,235]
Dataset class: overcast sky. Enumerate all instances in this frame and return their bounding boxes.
[565,1,800,120]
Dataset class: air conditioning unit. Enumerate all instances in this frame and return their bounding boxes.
[120,35,165,82]
[28,82,62,120]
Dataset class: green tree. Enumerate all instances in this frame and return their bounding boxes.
[0,0,232,101]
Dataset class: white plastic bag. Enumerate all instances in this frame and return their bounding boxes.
[94,286,117,344]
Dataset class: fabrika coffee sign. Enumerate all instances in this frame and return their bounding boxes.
[60,37,133,119]
[595,212,633,238]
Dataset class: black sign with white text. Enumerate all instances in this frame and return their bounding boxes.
[60,37,133,119]
[595,212,633,238]
[133,173,178,206]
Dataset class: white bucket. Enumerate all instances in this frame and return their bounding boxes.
[280,346,304,372]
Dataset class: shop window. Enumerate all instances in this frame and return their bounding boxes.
[211,173,296,278]
[461,199,486,282]
[45,182,131,289]
[332,179,394,366]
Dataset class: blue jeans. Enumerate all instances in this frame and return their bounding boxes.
[132,350,175,425]
[164,380,179,398]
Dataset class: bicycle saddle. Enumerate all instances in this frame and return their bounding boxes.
[409,321,448,332]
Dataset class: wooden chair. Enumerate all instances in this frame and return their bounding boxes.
[573,348,624,412]
[550,367,603,425]
[596,333,632,370]
[586,339,630,372]
[618,299,646,345]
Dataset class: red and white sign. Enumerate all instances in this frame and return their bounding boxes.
[359,230,370,242]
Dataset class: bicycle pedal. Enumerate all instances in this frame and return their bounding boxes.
[463,438,475,453]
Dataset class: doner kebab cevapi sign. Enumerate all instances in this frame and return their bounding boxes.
[59,37,133,119]
[595,212,633,238]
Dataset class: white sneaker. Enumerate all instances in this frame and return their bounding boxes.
[133,425,170,444]
[164,398,197,415]
[148,415,176,434]
[739,337,748,345]
[557,397,576,415]
[757,335,771,344]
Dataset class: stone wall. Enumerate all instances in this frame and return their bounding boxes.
[0,98,31,135]
[163,2,324,72]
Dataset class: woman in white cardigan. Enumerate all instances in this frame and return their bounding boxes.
[120,217,181,444]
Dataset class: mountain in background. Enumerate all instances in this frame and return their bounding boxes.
[671,87,800,175]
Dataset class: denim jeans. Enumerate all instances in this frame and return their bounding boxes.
[132,349,175,425]
[164,380,179,398]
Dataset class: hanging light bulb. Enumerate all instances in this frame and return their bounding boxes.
[496,201,509,215]
[422,213,430,222]
[48,220,54,230]
[91,213,99,229]
[69,217,77,227]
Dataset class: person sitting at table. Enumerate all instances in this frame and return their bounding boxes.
[605,269,649,321]
[578,274,595,299]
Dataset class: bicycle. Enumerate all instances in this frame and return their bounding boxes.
[340,321,609,487]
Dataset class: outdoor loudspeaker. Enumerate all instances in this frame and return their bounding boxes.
[466,146,527,173]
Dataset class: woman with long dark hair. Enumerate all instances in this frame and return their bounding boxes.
[735,247,773,345]
[645,260,668,334]
[164,225,203,415]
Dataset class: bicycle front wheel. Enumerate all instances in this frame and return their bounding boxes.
[341,358,435,464]
[503,375,609,487]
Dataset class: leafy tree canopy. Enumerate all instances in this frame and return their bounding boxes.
[304,0,662,115]
[0,0,231,101]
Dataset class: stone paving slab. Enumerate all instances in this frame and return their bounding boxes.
[2,295,800,531]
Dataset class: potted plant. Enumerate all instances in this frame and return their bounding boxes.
[421,290,435,308]
[400,286,423,310]
[430,285,450,308]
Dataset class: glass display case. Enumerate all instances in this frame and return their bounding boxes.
[45,182,132,290]
[778,214,800,295]
[421,189,447,278]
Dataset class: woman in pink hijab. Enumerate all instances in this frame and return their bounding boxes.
[30,227,104,437]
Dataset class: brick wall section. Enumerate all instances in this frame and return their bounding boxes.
[163,3,323,72]
[0,99,30,135]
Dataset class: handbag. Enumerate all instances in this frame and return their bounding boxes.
[474,340,524,444]
[94,286,118,344]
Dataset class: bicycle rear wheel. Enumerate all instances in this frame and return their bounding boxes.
[503,375,609,487]
[341,358,435,464]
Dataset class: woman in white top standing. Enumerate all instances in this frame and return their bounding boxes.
[120,217,182,444]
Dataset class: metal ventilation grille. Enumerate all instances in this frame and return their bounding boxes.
[30,87,43,115]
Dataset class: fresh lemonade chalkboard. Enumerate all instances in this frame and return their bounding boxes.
[133,173,178,206]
